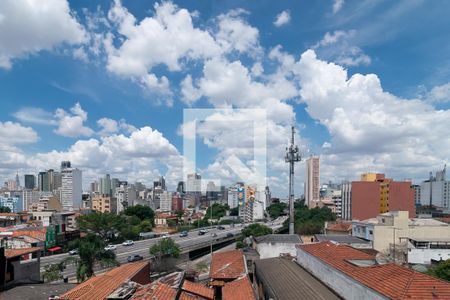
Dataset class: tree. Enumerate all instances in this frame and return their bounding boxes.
[42,262,65,282]
[124,205,155,222]
[77,212,125,241]
[241,223,273,237]
[287,204,336,235]
[66,234,118,282]
[0,206,11,213]
[149,238,181,273]
[266,203,288,219]
[230,207,239,216]
[427,259,450,282]
[204,203,229,220]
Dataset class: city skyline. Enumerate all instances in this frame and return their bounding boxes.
[0,1,449,197]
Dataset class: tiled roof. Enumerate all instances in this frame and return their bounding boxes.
[179,291,208,300]
[5,247,41,258]
[131,282,177,300]
[254,234,301,244]
[0,213,19,217]
[12,228,46,241]
[182,280,214,300]
[222,276,255,300]
[299,242,450,299]
[254,257,340,300]
[326,222,352,232]
[210,250,246,280]
[60,261,148,300]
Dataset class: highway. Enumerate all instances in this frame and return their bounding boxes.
[40,219,286,280]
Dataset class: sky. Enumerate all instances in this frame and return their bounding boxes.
[0,0,449,197]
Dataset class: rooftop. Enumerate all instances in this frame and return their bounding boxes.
[1,283,76,300]
[131,282,177,300]
[254,234,302,244]
[182,280,214,300]
[222,276,255,300]
[254,257,340,300]
[315,234,371,245]
[299,242,450,299]
[210,250,246,280]
[5,247,41,258]
[325,222,352,232]
[59,261,149,300]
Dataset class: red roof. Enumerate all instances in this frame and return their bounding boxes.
[12,227,46,241]
[326,222,352,232]
[182,280,214,299]
[131,282,177,300]
[60,261,149,300]
[179,291,208,300]
[299,242,450,299]
[5,247,41,258]
[210,250,246,280]
[222,276,255,300]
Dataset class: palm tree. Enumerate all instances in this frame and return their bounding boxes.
[66,234,118,282]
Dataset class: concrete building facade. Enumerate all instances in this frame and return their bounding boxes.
[305,156,320,208]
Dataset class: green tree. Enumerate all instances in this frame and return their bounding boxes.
[42,262,65,282]
[149,238,181,273]
[266,203,288,219]
[77,212,125,240]
[124,205,155,222]
[204,203,229,220]
[66,234,118,282]
[150,238,181,259]
[139,220,153,232]
[0,206,11,213]
[427,259,450,281]
[229,207,239,216]
[287,204,336,235]
[241,223,273,237]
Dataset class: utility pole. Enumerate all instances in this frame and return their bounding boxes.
[285,126,301,235]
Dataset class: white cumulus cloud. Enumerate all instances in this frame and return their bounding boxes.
[274,10,291,27]
[54,102,94,138]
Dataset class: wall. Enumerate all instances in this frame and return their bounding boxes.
[296,248,388,300]
[352,182,380,220]
[9,259,40,285]
[388,182,415,217]
[256,242,297,259]
[409,248,450,264]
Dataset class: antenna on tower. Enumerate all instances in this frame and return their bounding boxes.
[285,125,301,235]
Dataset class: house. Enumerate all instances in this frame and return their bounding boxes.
[0,213,20,227]
[222,275,255,300]
[324,221,352,235]
[253,257,340,300]
[252,234,301,259]
[407,237,450,265]
[297,241,450,299]
[0,246,42,290]
[58,261,150,300]
[155,213,178,227]
[352,211,450,261]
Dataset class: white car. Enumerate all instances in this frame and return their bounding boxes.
[161,234,169,239]
[122,240,134,246]
[104,244,117,251]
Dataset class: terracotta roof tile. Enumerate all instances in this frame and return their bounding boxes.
[179,291,208,300]
[5,247,41,258]
[60,261,149,300]
[222,276,255,300]
[326,222,352,232]
[182,280,214,299]
[299,242,450,300]
[12,228,46,241]
[131,282,177,300]
[209,250,246,280]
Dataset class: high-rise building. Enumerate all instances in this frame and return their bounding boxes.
[61,161,71,169]
[350,173,415,220]
[90,181,99,193]
[171,193,183,212]
[6,179,17,191]
[0,196,22,213]
[100,174,111,196]
[159,191,172,212]
[24,174,36,189]
[341,182,352,220]
[61,163,82,211]
[305,156,320,208]
[186,173,201,209]
[419,166,449,209]
[177,181,185,194]
[38,171,49,191]
[15,172,20,189]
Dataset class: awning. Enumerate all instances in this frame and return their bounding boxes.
[47,246,62,252]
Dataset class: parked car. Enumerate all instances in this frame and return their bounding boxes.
[127,254,143,262]
[68,249,78,255]
[179,231,188,237]
[104,244,117,251]
[122,240,134,246]
[226,233,234,238]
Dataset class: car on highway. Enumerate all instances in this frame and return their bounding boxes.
[104,244,117,251]
[127,254,143,262]
[161,234,169,239]
[217,226,226,230]
[122,240,134,246]
[179,231,188,237]
[198,229,208,235]
[226,233,234,238]
[212,233,218,237]
[68,249,78,255]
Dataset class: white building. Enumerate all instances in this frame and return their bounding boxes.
[419,166,450,209]
[305,156,320,208]
[341,182,352,220]
[61,167,82,211]
[253,234,302,259]
[159,191,172,212]
[407,238,450,265]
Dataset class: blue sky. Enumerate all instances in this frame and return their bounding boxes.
[0,0,449,196]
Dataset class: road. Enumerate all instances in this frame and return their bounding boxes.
[41,219,286,280]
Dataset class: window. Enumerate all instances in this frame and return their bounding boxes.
[369,230,373,235]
